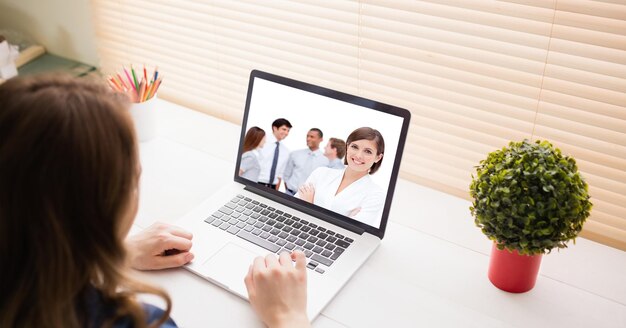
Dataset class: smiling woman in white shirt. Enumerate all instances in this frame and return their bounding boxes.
[239,126,266,182]
[296,127,386,227]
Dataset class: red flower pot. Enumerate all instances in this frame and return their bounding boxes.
[488,243,543,293]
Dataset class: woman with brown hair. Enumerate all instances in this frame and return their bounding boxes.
[0,74,309,328]
[297,127,386,227]
[239,126,266,182]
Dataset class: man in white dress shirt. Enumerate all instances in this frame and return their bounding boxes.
[282,128,329,195]
[257,118,292,190]
[324,137,346,170]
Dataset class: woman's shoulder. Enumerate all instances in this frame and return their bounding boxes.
[363,176,385,195]
[313,166,331,173]
[110,303,177,328]
[241,151,258,161]
[141,303,178,328]
[311,166,340,177]
[85,287,177,327]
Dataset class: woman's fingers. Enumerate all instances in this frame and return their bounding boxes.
[278,251,292,267]
[152,251,194,269]
[244,252,309,327]
[292,250,306,271]
[165,224,193,240]
[265,253,280,268]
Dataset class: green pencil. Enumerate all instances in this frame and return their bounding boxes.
[131,65,139,93]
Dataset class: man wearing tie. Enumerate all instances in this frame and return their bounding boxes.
[257,118,292,190]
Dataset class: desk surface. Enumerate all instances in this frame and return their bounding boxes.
[132,99,626,328]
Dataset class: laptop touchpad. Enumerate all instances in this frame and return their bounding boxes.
[202,242,261,295]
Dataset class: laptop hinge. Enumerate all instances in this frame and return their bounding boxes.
[244,185,366,235]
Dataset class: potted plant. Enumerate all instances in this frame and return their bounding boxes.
[469,140,592,293]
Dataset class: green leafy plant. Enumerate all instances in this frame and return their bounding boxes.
[470,140,592,255]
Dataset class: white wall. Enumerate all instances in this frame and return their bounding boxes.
[0,0,98,65]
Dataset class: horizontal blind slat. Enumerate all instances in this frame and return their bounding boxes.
[364,0,555,37]
[556,0,626,21]
[361,14,551,60]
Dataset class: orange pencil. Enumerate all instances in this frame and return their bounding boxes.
[140,82,145,102]
[116,73,128,89]
[109,77,122,91]
[138,80,146,102]
[146,78,157,100]
[141,80,149,102]
[148,78,162,100]
[107,79,119,92]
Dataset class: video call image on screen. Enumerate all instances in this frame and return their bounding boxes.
[238,78,405,229]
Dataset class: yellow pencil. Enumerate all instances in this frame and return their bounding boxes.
[146,78,157,100]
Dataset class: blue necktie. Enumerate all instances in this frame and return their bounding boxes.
[268,141,280,186]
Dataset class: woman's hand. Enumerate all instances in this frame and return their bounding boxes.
[125,222,194,270]
[297,183,315,203]
[244,251,310,328]
[348,207,361,217]
[239,168,244,176]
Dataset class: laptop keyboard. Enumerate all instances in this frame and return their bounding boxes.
[204,194,354,274]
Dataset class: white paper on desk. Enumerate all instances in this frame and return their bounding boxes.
[0,40,19,79]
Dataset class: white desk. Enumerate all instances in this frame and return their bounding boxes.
[132,99,626,328]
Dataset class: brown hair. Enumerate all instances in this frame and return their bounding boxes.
[0,74,170,327]
[328,138,346,159]
[344,127,385,174]
[242,126,266,152]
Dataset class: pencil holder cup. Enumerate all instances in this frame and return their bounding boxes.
[129,96,157,142]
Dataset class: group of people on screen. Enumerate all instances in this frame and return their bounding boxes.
[239,118,386,226]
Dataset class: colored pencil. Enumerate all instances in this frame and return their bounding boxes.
[107,79,120,92]
[107,65,162,103]
[116,73,127,89]
[138,80,146,102]
[109,77,121,90]
[148,77,162,100]
[123,67,135,90]
[142,80,150,102]
[131,65,139,93]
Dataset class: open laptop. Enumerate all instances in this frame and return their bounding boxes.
[176,70,411,319]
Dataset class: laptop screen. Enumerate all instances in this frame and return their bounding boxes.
[235,70,410,238]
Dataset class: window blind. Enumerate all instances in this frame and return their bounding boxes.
[93,0,626,251]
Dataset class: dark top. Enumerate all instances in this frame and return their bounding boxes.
[84,286,178,327]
